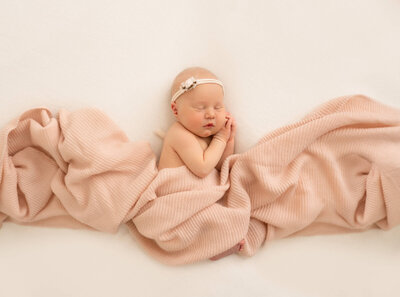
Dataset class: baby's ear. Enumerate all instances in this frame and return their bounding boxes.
[171,102,178,117]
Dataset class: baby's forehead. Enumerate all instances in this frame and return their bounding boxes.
[190,87,224,101]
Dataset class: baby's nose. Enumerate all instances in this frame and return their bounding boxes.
[205,110,215,118]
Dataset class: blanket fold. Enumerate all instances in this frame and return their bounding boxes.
[0,107,158,232]
[1,94,399,265]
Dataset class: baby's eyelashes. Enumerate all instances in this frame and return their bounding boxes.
[192,104,224,109]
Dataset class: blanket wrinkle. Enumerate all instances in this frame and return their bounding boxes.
[1,94,400,265]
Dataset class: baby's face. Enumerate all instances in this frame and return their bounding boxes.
[172,83,226,138]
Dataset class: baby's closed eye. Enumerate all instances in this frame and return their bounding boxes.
[193,105,224,110]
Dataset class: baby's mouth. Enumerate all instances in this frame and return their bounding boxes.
[204,123,215,128]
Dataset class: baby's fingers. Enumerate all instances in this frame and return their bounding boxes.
[227,119,236,141]
[231,118,236,133]
[225,117,233,127]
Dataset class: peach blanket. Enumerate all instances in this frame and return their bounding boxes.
[1,95,400,265]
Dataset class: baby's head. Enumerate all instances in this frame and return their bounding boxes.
[170,67,226,138]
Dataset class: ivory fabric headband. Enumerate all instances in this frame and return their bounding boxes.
[171,76,224,103]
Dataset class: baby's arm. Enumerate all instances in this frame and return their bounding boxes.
[170,130,225,178]
[171,119,233,178]
[216,139,234,171]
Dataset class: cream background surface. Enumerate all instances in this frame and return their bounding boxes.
[1,1,400,296]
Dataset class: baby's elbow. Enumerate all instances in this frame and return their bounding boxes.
[189,160,212,178]
[191,168,206,178]
[197,167,213,179]
[190,166,210,179]
[197,171,208,179]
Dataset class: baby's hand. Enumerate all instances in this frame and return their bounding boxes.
[225,112,236,142]
[213,116,233,143]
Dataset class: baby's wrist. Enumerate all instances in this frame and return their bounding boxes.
[213,135,227,144]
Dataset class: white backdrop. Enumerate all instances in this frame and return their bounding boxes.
[1,1,400,296]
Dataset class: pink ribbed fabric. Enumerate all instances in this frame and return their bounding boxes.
[1,94,400,265]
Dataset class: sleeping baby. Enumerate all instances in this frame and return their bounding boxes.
[158,67,235,177]
[157,66,244,260]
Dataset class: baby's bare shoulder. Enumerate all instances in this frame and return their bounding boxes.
[166,122,198,148]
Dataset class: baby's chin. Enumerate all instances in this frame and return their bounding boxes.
[194,129,215,138]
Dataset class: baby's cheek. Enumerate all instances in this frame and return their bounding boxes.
[189,114,203,126]
[215,118,225,131]
[218,114,227,125]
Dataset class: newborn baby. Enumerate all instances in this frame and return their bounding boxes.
[158,67,235,177]
[157,66,244,259]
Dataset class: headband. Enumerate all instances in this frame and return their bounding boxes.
[170,76,224,103]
